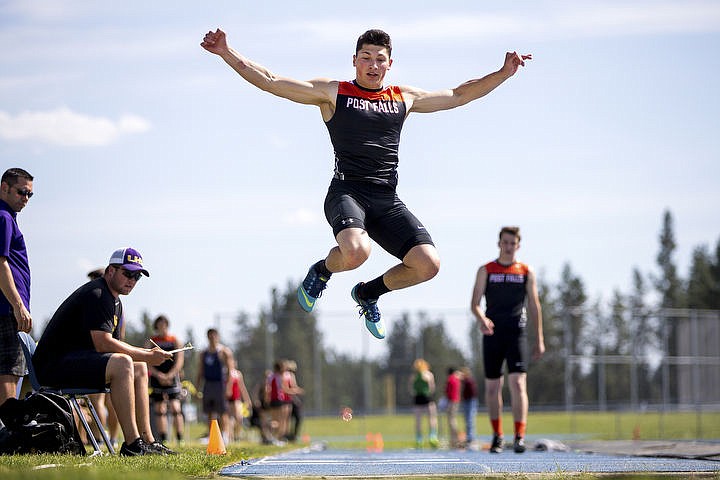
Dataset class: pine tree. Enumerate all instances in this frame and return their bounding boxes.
[654,210,685,309]
[686,245,717,309]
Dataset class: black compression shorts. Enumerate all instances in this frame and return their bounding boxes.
[35,350,112,390]
[482,325,528,379]
[324,178,434,260]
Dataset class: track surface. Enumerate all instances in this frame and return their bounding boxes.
[221,446,720,477]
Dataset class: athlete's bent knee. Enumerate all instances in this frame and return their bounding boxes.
[420,256,440,281]
[341,246,370,270]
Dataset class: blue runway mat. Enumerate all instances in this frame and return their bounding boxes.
[221,447,720,477]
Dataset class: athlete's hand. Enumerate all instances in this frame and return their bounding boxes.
[533,338,545,360]
[201,28,229,56]
[14,305,32,333]
[478,316,495,336]
[148,347,173,366]
[501,51,532,77]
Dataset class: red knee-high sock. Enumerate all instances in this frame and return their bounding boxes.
[490,418,502,436]
[514,421,526,438]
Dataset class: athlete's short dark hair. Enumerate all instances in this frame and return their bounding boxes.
[1,168,33,187]
[356,29,392,57]
[499,226,521,242]
[153,314,169,330]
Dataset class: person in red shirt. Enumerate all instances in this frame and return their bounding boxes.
[445,367,463,449]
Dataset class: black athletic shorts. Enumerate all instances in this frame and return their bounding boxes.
[0,315,25,376]
[150,386,183,402]
[202,380,228,415]
[35,350,112,390]
[413,394,433,406]
[324,178,434,260]
[482,324,528,379]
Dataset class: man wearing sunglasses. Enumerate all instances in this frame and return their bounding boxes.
[33,248,175,455]
[0,168,34,408]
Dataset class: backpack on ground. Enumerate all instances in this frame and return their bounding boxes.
[0,392,85,455]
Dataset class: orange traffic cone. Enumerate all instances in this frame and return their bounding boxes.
[375,432,384,452]
[207,419,227,455]
[366,432,384,453]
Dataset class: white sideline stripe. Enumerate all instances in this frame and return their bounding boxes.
[256,459,478,465]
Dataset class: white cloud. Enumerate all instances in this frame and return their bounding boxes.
[0,108,151,147]
[291,2,720,43]
[0,1,79,22]
[284,208,321,226]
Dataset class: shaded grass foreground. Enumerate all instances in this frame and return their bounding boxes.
[0,443,284,480]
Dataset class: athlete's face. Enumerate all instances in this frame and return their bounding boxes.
[353,44,392,89]
[155,318,169,335]
[498,233,520,258]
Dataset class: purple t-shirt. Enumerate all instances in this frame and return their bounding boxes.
[0,199,30,316]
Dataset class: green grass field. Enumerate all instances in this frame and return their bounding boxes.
[0,411,718,480]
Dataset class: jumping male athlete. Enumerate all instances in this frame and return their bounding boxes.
[202,28,531,339]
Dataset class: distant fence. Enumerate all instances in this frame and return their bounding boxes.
[369,306,720,415]
[562,308,720,411]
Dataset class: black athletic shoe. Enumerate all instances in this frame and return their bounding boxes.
[120,437,158,456]
[148,441,176,455]
[489,434,504,453]
[513,436,526,453]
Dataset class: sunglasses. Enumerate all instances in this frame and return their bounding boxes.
[115,267,143,281]
[14,188,33,198]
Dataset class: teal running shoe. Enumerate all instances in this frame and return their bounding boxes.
[297,266,329,312]
[351,283,385,339]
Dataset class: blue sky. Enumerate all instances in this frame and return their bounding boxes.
[1,1,718,359]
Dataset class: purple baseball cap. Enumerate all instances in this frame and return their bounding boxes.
[108,247,149,277]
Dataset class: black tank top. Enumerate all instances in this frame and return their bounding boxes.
[484,260,529,326]
[325,81,407,188]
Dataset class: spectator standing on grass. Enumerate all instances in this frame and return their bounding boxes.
[409,358,439,448]
[0,168,33,408]
[147,315,185,445]
[249,369,273,444]
[445,366,463,449]
[460,366,479,449]
[284,360,304,442]
[226,367,251,442]
[197,328,234,442]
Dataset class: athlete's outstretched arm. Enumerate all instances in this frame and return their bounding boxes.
[201,28,336,107]
[406,51,531,114]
